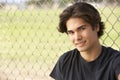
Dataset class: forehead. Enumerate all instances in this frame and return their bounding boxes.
[66,18,90,30]
[67,18,85,25]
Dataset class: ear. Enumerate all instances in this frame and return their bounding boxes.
[96,24,100,32]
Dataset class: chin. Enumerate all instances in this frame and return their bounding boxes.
[76,47,87,52]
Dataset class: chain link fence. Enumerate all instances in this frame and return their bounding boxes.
[0,0,120,80]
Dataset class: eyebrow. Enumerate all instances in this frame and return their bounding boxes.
[67,25,86,32]
[77,25,86,29]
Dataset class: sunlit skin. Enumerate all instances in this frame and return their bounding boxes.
[66,18,102,62]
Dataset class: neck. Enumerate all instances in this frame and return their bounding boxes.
[80,43,102,62]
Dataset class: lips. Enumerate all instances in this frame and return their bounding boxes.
[75,41,86,47]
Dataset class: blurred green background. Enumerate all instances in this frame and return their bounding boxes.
[0,0,120,80]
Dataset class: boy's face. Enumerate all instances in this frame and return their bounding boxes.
[66,17,99,52]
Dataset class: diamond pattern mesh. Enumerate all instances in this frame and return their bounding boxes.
[0,0,120,80]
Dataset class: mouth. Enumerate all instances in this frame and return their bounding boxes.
[75,41,86,47]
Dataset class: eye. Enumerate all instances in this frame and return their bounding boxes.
[78,26,86,31]
[67,31,74,35]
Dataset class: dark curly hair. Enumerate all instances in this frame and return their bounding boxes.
[58,2,105,38]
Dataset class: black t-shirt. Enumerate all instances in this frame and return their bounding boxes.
[50,46,120,80]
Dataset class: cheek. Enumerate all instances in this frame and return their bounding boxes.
[82,31,95,40]
[85,31,98,42]
[69,36,75,43]
[82,31,95,39]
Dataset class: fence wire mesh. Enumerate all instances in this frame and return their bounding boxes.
[0,0,120,80]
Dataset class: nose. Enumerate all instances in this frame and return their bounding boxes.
[74,32,82,41]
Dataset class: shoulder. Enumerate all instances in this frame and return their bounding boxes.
[102,46,120,77]
[101,46,120,66]
[57,48,79,69]
[59,48,78,62]
[102,46,120,57]
[104,46,120,68]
